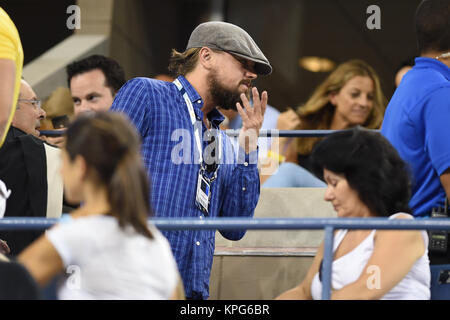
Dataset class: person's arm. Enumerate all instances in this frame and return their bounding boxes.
[17,235,65,286]
[440,169,450,201]
[274,109,300,161]
[424,89,450,201]
[259,109,299,184]
[0,59,16,145]
[218,88,266,240]
[219,144,259,224]
[109,78,152,137]
[170,277,186,300]
[41,136,65,148]
[331,215,425,300]
[273,109,300,159]
[276,241,324,300]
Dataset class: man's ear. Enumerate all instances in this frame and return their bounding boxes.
[198,47,214,70]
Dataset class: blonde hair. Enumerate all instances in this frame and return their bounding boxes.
[296,59,387,155]
[168,47,223,77]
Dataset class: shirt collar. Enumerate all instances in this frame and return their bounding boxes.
[207,108,225,128]
[7,126,26,141]
[415,57,450,81]
[228,114,243,129]
[176,75,203,106]
[176,75,225,127]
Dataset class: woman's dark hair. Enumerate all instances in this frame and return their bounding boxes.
[310,128,412,217]
[65,112,153,239]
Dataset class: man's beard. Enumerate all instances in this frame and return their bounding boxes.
[208,70,250,111]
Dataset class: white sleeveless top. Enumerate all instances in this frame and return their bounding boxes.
[311,213,430,300]
[46,215,179,300]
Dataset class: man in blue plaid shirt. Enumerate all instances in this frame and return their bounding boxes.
[110,21,272,299]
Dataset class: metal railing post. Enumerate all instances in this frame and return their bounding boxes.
[322,226,334,300]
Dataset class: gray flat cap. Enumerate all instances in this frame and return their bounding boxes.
[186,21,272,75]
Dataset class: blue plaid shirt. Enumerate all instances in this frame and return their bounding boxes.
[110,76,260,299]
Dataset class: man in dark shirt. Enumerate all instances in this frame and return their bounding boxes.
[0,79,62,255]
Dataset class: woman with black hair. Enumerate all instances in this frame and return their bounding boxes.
[277,128,430,299]
[18,112,182,299]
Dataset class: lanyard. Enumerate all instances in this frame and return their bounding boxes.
[173,79,222,176]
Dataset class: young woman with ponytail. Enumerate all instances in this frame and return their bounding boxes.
[18,112,183,299]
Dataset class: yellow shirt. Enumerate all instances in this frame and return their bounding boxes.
[0,7,23,146]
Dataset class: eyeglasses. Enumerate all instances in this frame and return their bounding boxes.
[18,99,42,109]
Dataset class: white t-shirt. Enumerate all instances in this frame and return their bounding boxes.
[311,213,430,300]
[46,215,179,300]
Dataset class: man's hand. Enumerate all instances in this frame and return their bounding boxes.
[41,135,65,148]
[0,239,10,255]
[236,87,268,154]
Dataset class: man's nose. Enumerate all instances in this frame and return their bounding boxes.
[80,100,87,109]
[39,108,46,120]
[78,100,91,112]
[245,69,257,80]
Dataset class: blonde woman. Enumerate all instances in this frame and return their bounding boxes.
[263,60,387,187]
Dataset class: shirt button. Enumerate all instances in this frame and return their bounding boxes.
[196,241,200,246]
[244,162,248,167]
[242,187,246,191]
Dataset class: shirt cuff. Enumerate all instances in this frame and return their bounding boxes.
[237,146,259,167]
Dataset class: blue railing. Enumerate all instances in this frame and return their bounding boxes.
[40,129,380,138]
[1,216,448,300]
[225,129,381,138]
